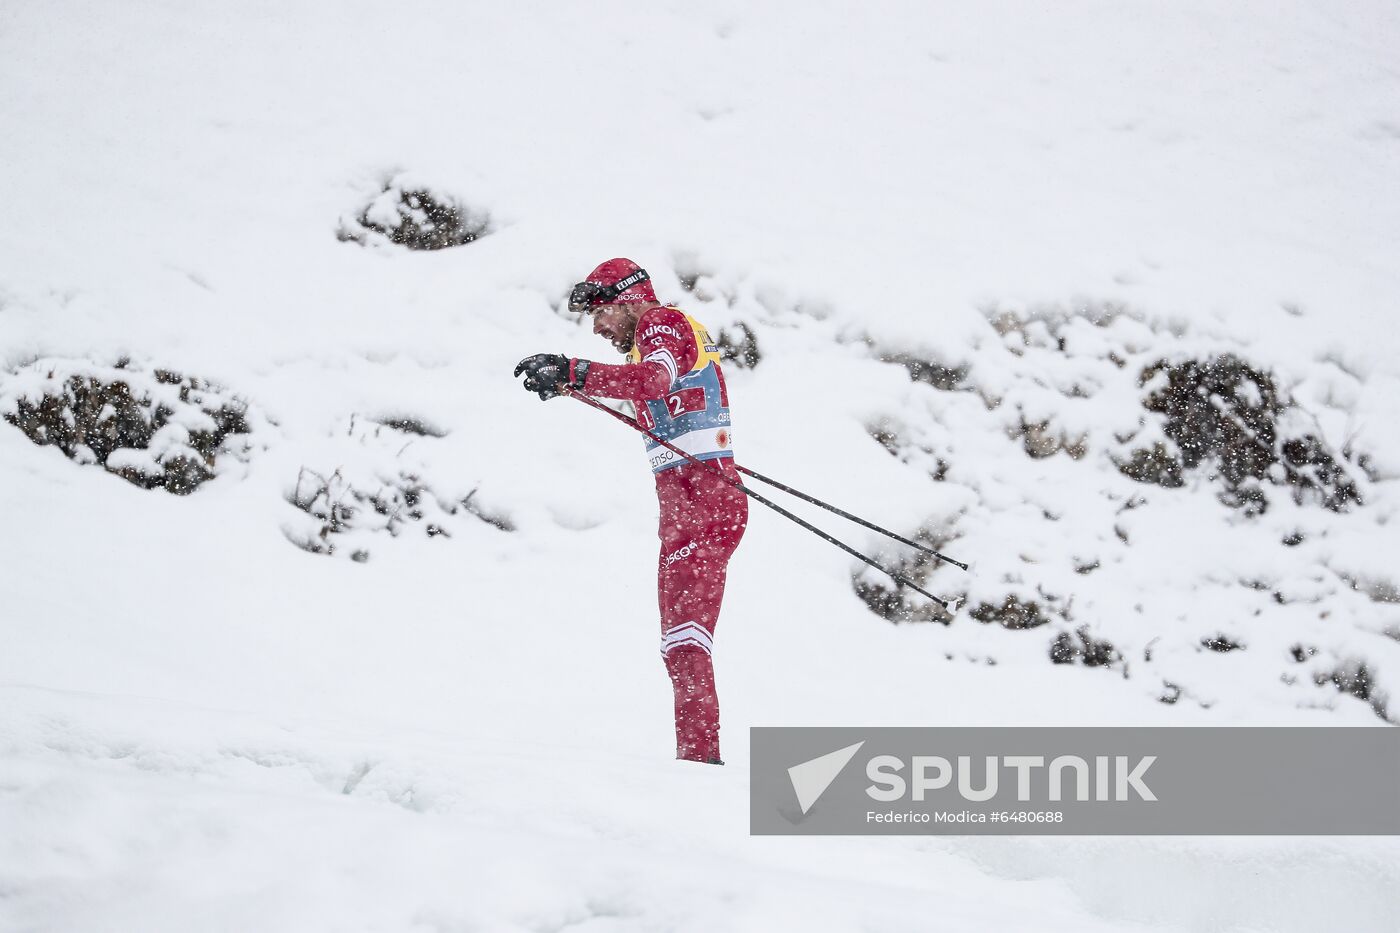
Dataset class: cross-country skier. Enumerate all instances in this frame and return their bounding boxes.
[514,258,746,765]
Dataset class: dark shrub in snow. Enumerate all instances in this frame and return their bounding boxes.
[1290,644,1318,663]
[1013,416,1088,460]
[339,176,489,250]
[1119,355,1362,512]
[716,321,762,369]
[1050,627,1120,668]
[1116,442,1185,488]
[851,532,961,625]
[284,467,513,559]
[878,351,969,391]
[1,360,252,494]
[1201,635,1245,652]
[970,595,1051,629]
[1314,659,1391,722]
[369,414,448,438]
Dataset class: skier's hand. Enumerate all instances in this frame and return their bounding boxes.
[513,353,589,400]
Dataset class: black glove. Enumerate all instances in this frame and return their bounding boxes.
[513,353,589,400]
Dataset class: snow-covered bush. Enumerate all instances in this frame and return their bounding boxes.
[1119,355,1364,513]
[852,558,949,626]
[842,301,1395,720]
[0,359,255,494]
[286,467,438,557]
[864,417,952,482]
[1201,634,1245,652]
[337,175,490,250]
[970,594,1054,629]
[1050,627,1121,668]
[716,321,762,368]
[284,468,514,560]
[879,350,969,391]
[281,414,512,560]
[1313,659,1390,723]
[851,526,966,625]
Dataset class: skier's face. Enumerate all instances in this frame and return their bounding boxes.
[591,303,641,355]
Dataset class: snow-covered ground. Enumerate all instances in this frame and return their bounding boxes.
[2,1,1399,930]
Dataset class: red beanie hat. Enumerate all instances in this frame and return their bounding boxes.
[584,257,657,304]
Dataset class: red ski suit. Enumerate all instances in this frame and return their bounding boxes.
[579,307,747,762]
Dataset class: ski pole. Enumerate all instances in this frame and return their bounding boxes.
[733,465,969,571]
[565,390,962,614]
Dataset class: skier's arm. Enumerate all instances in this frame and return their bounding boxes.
[578,308,701,402]
[577,358,670,401]
[511,353,669,401]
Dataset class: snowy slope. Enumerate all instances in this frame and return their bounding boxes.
[2,1,1399,930]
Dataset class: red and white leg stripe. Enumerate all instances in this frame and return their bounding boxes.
[660,621,713,656]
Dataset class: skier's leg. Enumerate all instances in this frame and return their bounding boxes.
[654,461,748,762]
[657,494,746,762]
[658,530,722,761]
[662,645,720,762]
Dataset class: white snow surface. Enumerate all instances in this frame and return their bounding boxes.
[3,1,1400,930]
